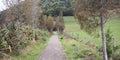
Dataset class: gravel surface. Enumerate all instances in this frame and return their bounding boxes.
[36,32,66,60]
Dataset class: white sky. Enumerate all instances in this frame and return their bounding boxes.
[0,0,24,11]
[0,0,6,11]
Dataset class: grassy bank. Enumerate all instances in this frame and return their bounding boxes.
[11,30,50,60]
[61,16,120,60]
[105,17,120,41]
[12,39,49,60]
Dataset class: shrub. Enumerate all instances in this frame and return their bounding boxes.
[0,22,20,54]
[0,22,39,55]
[105,29,120,60]
[46,16,54,32]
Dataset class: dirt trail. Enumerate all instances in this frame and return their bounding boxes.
[36,32,66,60]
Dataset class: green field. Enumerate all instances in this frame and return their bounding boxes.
[63,16,120,45]
[61,16,120,60]
[105,17,120,41]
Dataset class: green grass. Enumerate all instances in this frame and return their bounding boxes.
[64,16,80,32]
[105,17,120,41]
[61,16,120,60]
[63,16,120,45]
[63,16,102,46]
[12,37,50,60]
[60,38,102,60]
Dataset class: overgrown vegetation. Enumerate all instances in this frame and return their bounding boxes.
[0,0,120,60]
[12,36,49,60]
[0,22,50,59]
[0,0,65,59]
[39,0,73,16]
[105,29,120,60]
[61,16,120,60]
[72,0,120,59]
[0,0,45,59]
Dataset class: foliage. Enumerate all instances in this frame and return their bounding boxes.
[62,16,102,60]
[12,36,49,60]
[0,0,49,59]
[46,16,54,32]
[63,16,120,60]
[76,13,100,33]
[39,0,71,16]
[55,16,65,34]
[0,22,29,54]
[105,29,120,59]
[72,1,120,59]
[0,22,49,57]
[106,29,113,58]
[43,15,65,33]
[61,38,101,60]
[39,15,47,29]
[72,0,120,33]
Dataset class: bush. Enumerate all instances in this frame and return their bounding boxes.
[0,22,20,54]
[0,22,32,54]
[105,29,120,60]
[34,29,49,41]
[46,16,54,32]
[0,22,49,56]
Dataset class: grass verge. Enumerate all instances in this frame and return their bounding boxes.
[12,37,50,60]
[61,16,120,60]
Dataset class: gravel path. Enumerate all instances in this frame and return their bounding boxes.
[36,32,66,60]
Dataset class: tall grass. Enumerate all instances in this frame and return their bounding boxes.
[61,16,120,60]
[12,38,49,60]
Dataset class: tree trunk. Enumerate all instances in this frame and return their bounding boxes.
[100,13,108,60]
[16,0,21,52]
[31,0,37,42]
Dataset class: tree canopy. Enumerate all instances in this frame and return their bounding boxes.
[39,0,72,16]
[72,0,120,33]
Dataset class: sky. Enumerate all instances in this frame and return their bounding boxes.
[0,0,25,11]
[0,0,6,11]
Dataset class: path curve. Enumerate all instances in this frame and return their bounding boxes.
[36,32,66,60]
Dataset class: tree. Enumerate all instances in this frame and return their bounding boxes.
[72,0,120,60]
[31,0,41,41]
[39,0,69,16]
